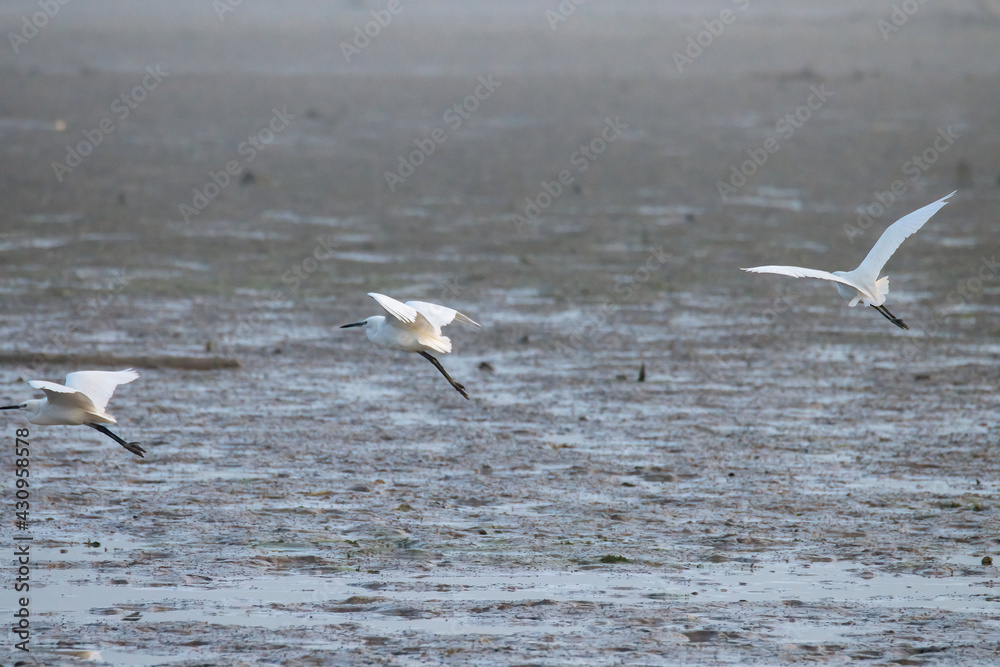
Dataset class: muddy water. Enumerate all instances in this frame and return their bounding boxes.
[2,1,1000,665]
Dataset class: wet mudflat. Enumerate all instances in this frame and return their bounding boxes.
[1,1,999,665]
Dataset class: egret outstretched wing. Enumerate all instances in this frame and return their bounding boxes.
[63,369,139,412]
[852,191,955,282]
[741,265,873,298]
[368,292,451,352]
[406,301,481,330]
[369,293,420,325]
[345,293,480,399]
[28,380,101,415]
[28,380,75,395]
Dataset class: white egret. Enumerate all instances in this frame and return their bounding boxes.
[0,369,144,457]
[341,293,481,399]
[742,191,956,329]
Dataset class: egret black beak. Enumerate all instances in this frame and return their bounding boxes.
[340,322,366,328]
[0,404,21,410]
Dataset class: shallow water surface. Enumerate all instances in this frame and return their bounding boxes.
[2,1,1000,665]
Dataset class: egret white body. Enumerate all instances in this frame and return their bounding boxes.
[742,191,956,329]
[0,369,144,457]
[341,293,481,399]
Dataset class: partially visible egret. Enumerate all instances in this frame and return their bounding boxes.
[0,369,144,457]
[742,191,956,329]
[341,293,481,399]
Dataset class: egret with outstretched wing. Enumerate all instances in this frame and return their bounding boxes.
[1,369,143,457]
[743,191,956,329]
[341,293,481,398]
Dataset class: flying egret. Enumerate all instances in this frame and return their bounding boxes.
[0,369,144,457]
[341,293,481,399]
[742,191,956,329]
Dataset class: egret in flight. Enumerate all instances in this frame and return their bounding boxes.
[341,293,481,399]
[742,191,956,329]
[0,369,144,457]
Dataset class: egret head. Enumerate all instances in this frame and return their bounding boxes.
[341,315,387,344]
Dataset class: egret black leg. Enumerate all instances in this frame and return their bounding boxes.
[87,423,145,457]
[870,304,909,330]
[418,351,470,399]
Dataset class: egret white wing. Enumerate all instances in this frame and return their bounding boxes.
[368,293,420,325]
[28,380,101,414]
[742,265,872,296]
[406,301,481,330]
[852,191,955,281]
[29,380,76,395]
[63,369,139,411]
